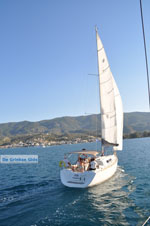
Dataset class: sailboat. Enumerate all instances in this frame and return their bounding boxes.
[60,28,123,188]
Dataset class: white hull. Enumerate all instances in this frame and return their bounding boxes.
[60,154,118,188]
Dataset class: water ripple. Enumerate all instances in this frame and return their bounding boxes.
[1,139,150,226]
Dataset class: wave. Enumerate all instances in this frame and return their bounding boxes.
[0,179,61,208]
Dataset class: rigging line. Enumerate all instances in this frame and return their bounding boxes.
[88,73,98,76]
[140,0,150,109]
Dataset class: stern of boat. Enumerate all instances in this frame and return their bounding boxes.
[60,169,95,188]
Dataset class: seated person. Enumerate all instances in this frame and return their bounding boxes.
[71,155,81,171]
[71,155,84,172]
[76,156,84,172]
[83,158,89,171]
[63,155,71,168]
[89,158,97,170]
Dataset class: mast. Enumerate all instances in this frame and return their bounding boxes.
[95,26,104,154]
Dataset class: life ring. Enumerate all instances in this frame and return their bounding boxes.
[59,160,66,168]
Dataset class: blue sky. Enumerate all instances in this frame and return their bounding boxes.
[0,0,150,123]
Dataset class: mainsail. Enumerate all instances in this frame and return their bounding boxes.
[96,29,123,151]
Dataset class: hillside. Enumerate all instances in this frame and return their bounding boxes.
[0,112,150,137]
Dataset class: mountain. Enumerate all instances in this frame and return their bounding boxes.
[123,112,150,133]
[0,112,150,137]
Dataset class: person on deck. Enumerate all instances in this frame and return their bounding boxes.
[63,155,71,168]
[89,158,97,170]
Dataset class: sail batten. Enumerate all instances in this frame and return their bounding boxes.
[96,29,123,151]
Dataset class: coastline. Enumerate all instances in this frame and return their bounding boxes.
[0,131,150,149]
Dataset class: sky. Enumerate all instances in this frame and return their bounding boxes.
[0,0,150,123]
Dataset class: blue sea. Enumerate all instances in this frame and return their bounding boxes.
[0,138,150,226]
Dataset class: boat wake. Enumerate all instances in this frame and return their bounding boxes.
[0,179,60,208]
[32,166,137,226]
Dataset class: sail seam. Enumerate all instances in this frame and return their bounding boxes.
[97,47,104,52]
[102,125,117,129]
[101,111,116,115]
[100,77,112,84]
[102,65,110,73]
[107,88,114,94]
[109,115,116,119]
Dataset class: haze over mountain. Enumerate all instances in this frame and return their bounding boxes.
[0,112,150,137]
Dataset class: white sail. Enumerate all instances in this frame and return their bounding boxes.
[96,29,123,150]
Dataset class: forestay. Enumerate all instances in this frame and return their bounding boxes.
[96,29,123,150]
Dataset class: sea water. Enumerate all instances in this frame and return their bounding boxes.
[0,138,150,226]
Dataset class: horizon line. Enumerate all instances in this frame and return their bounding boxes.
[0,111,149,125]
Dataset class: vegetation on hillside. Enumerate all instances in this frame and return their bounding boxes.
[0,112,150,147]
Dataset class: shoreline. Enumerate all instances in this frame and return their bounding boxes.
[0,134,150,149]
